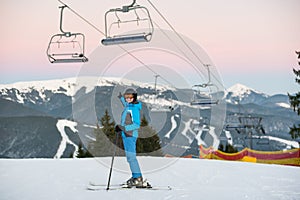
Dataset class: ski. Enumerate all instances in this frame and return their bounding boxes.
[87,184,172,191]
[89,182,122,187]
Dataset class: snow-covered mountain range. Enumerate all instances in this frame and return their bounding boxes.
[0,77,299,158]
[226,83,290,108]
[0,78,291,110]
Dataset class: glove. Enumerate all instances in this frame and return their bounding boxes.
[115,124,125,132]
[117,92,123,99]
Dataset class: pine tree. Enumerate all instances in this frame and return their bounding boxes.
[288,51,300,139]
[218,143,224,151]
[76,142,93,158]
[76,142,85,158]
[100,109,116,141]
[141,115,148,126]
[88,109,124,157]
[218,143,237,153]
[88,111,163,157]
[137,115,163,156]
[225,144,238,153]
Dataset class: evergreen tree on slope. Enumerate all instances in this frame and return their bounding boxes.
[89,110,163,157]
[288,51,300,139]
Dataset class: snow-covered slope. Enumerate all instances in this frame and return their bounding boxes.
[0,157,299,200]
[226,83,269,104]
[0,78,290,109]
[228,83,264,97]
[0,78,78,102]
[0,77,170,103]
[225,83,292,110]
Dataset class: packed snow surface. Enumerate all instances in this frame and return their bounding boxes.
[1,157,299,200]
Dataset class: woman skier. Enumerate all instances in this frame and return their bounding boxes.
[115,88,150,188]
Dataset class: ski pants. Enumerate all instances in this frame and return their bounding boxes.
[122,135,142,178]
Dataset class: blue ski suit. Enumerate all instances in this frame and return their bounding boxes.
[120,96,142,178]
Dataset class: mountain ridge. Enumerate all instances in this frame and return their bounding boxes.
[0,77,298,158]
[0,78,292,110]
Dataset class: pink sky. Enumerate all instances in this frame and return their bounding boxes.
[1,0,299,94]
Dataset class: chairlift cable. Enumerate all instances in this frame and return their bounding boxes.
[146,0,224,88]
[146,0,206,67]
[55,0,222,93]
[57,0,105,35]
[139,8,205,81]
[57,0,175,88]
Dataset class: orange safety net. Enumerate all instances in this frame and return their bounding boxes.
[199,145,300,167]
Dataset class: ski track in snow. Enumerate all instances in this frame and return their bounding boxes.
[181,119,197,144]
[85,134,96,142]
[194,125,207,146]
[164,115,178,139]
[208,127,220,149]
[252,135,299,149]
[0,137,17,155]
[83,124,98,129]
[225,130,233,145]
[164,115,218,148]
[55,120,79,158]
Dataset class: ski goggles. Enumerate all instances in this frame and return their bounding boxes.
[124,95,134,100]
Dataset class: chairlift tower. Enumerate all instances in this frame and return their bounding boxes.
[154,75,159,96]
[238,116,264,149]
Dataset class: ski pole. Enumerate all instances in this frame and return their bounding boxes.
[106,131,120,190]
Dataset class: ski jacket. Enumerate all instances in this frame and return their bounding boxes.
[120,96,142,138]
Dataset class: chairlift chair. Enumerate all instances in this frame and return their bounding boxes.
[47,5,88,63]
[190,65,219,106]
[190,84,218,106]
[238,116,262,129]
[225,124,246,130]
[101,1,154,46]
[225,113,246,130]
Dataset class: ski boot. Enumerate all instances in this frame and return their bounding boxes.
[125,177,152,188]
